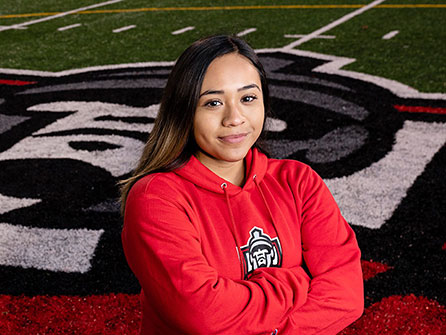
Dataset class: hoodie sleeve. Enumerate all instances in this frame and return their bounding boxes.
[281,167,364,334]
[122,177,310,335]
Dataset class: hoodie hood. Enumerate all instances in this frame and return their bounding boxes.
[174,148,268,195]
[174,148,275,280]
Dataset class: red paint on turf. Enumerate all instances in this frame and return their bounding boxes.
[394,105,446,115]
[341,295,446,335]
[361,259,392,280]
[0,293,141,334]
[0,79,36,86]
[2,293,445,334]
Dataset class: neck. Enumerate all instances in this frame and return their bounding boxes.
[195,152,246,187]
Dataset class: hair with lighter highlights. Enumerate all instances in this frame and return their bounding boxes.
[120,35,271,215]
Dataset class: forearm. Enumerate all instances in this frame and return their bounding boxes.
[281,166,364,334]
[122,195,311,334]
[125,241,311,334]
[281,285,363,334]
[169,266,311,334]
[280,247,364,334]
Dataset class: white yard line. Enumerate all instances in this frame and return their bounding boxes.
[0,61,176,77]
[284,34,335,39]
[237,28,257,37]
[382,30,399,40]
[283,0,386,49]
[0,25,27,30]
[113,25,136,33]
[171,26,195,35]
[58,23,82,31]
[0,0,122,32]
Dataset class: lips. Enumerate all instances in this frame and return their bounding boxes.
[218,133,249,144]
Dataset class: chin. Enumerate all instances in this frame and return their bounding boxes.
[219,148,251,162]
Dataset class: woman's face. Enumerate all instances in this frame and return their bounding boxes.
[193,53,265,169]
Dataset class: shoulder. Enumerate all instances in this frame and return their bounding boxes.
[266,157,317,182]
[124,172,193,225]
[264,157,328,201]
[130,171,181,196]
[267,156,310,170]
[126,171,189,210]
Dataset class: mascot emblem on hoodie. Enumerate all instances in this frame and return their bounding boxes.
[241,227,283,278]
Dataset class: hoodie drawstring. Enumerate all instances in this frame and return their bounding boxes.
[221,175,282,280]
[253,175,281,244]
[221,182,245,279]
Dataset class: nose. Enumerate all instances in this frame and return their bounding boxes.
[222,101,245,127]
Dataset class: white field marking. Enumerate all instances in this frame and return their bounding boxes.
[0,193,41,215]
[0,25,27,30]
[0,0,122,32]
[284,34,335,39]
[237,28,257,37]
[254,47,446,100]
[382,30,399,40]
[171,26,195,35]
[0,61,175,77]
[283,0,386,49]
[0,222,104,273]
[265,117,287,132]
[1,47,445,100]
[0,101,158,177]
[58,23,82,31]
[324,121,446,229]
[113,25,136,33]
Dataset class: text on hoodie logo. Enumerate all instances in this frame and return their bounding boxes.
[241,227,283,279]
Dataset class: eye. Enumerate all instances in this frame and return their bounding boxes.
[242,95,257,103]
[204,100,222,108]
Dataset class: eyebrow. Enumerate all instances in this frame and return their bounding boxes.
[199,83,261,98]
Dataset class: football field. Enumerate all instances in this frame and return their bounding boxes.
[1,1,445,334]
[1,0,445,93]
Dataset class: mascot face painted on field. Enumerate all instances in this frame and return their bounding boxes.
[0,50,445,307]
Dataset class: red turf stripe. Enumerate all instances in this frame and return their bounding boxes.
[361,259,392,280]
[0,293,141,334]
[341,295,446,335]
[2,293,445,334]
[394,105,446,114]
[0,79,37,86]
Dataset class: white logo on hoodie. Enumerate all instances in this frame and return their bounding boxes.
[241,227,282,278]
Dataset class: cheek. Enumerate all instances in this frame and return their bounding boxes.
[192,121,203,144]
[193,113,214,142]
[259,111,265,127]
[253,107,265,132]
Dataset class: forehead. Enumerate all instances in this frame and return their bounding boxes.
[201,53,261,89]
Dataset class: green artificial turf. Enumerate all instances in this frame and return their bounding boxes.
[299,7,446,93]
[0,1,444,93]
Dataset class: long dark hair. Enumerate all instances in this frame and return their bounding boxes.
[120,34,271,214]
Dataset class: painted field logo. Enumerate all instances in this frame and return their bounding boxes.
[0,50,445,306]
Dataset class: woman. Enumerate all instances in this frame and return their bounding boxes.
[121,35,363,334]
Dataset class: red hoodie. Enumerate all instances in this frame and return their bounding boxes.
[122,148,363,334]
